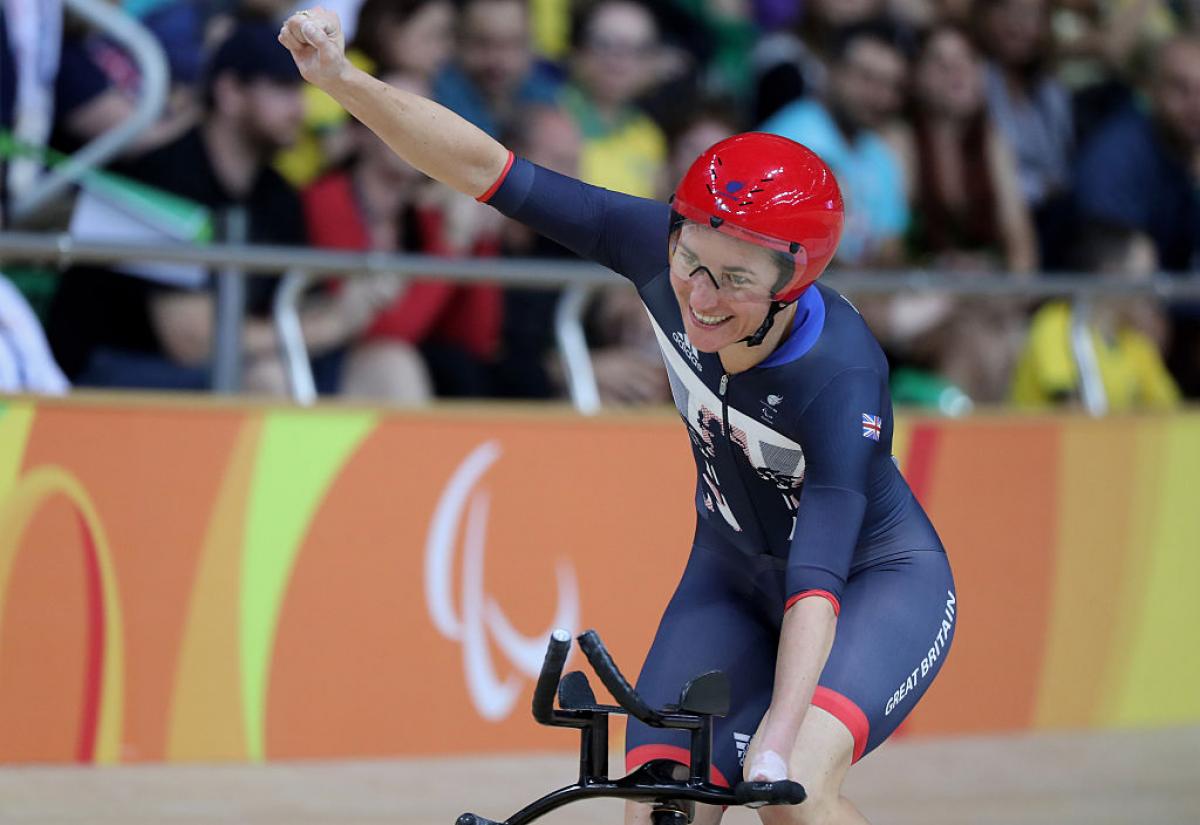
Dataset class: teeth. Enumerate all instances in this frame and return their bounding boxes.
[691,307,731,326]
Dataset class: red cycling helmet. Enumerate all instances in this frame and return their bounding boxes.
[671,132,844,304]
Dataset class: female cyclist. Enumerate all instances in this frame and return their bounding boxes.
[279,9,957,824]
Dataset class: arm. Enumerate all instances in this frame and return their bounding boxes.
[149,277,397,365]
[745,598,837,780]
[64,88,198,158]
[278,8,508,199]
[745,368,880,780]
[279,8,671,287]
[986,127,1039,276]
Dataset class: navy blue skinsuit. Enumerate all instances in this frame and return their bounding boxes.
[485,156,957,784]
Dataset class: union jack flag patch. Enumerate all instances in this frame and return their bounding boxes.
[861,413,882,441]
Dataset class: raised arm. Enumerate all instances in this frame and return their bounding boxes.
[279,7,670,287]
[277,7,508,199]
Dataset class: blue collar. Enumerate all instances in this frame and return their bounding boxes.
[758,287,825,368]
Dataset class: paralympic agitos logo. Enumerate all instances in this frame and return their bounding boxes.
[423,441,581,720]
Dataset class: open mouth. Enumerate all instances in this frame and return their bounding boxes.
[689,306,732,328]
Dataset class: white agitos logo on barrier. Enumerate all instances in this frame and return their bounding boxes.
[424,441,580,720]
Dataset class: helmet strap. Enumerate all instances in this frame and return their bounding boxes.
[741,300,790,347]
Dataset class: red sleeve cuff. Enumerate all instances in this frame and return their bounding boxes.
[785,589,841,616]
[476,150,515,203]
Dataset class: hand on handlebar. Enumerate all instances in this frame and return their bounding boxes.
[745,749,789,783]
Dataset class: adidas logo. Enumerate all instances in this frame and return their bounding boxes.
[734,732,752,766]
[672,330,703,372]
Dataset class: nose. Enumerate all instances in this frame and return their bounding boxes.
[689,271,721,310]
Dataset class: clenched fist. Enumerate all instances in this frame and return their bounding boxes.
[277,6,348,89]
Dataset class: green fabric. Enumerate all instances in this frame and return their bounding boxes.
[891,368,973,416]
[3,267,58,323]
[668,0,757,97]
[0,130,213,242]
[559,86,642,140]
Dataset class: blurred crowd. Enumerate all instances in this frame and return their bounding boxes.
[2,0,1199,412]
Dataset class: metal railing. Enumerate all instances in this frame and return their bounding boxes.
[11,0,169,221]
[4,230,1200,415]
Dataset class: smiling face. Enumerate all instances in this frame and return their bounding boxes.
[669,222,791,352]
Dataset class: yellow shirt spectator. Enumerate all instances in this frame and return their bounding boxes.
[1010,301,1180,411]
[560,87,665,199]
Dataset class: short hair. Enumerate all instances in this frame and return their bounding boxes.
[570,0,657,50]
[202,21,301,110]
[664,96,745,148]
[828,18,909,65]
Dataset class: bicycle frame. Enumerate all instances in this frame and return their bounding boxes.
[457,629,806,825]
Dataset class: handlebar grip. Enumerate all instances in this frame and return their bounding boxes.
[577,629,662,724]
[733,780,807,806]
[456,814,504,825]
[531,629,572,724]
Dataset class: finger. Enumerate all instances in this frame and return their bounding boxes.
[277,26,305,52]
[283,14,308,38]
[299,19,324,46]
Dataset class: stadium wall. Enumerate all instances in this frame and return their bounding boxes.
[0,397,1196,764]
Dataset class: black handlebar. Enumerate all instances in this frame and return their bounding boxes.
[460,630,806,825]
[531,629,571,724]
[457,814,503,825]
[735,780,808,806]
[577,629,663,725]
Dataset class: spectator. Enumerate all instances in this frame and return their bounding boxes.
[46,21,391,394]
[761,21,910,268]
[351,0,455,78]
[883,23,1036,404]
[660,98,742,199]
[303,71,504,401]
[1050,0,1180,142]
[659,0,758,100]
[751,0,887,123]
[1074,35,1200,273]
[51,19,197,160]
[493,104,668,405]
[563,0,667,198]
[975,0,1074,266]
[1010,224,1179,410]
[277,0,456,187]
[894,23,1037,272]
[539,0,672,405]
[433,0,560,140]
[1074,34,1200,395]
